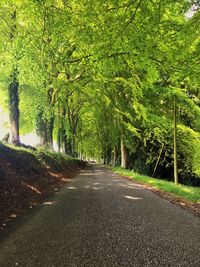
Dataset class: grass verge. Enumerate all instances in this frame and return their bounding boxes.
[112,167,200,204]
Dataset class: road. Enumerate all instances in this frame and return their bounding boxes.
[0,165,200,266]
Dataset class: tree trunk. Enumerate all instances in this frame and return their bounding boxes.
[152,144,164,177]
[71,134,76,157]
[61,125,67,154]
[174,98,178,184]
[58,107,67,154]
[66,138,72,156]
[57,126,67,154]
[8,11,20,146]
[8,70,20,146]
[121,134,127,169]
[112,147,117,167]
[46,115,54,149]
[103,153,106,165]
[36,109,47,146]
[57,129,61,152]
[107,146,112,165]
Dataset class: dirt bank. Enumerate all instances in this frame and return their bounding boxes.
[0,143,86,230]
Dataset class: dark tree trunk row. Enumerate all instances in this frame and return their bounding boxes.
[36,109,54,149]
[8,70,20,146]
[8,10,20,146]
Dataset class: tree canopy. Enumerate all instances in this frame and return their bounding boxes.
[0,0,200,185]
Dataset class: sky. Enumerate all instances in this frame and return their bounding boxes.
[0,107,59,149]
[0,107,9,139]
[185,4,199,19]
[0,107,38,146]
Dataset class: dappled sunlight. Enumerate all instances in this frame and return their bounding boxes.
[10,213,17,218]
[49,171,59,178]
[67,186,77,190]
[61,177,71,182]
[94,169,104,173]
[43,163,50,169]
[43,201,56,206]
[80,185,105,190]
[117,183,142,190]
[110,174,122,179]
[22,182,41,194]
[80,172,94,176]
[81,169,94,173]
[127,182,143,188]
[83,185,91,189]
[92,187,104,191]
[94,172,105,176]
[148,180,155,185]
[124,195,142,200]
[180,186,194,194]
[80,170,105,177]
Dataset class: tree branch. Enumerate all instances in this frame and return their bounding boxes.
[0,14,12,31]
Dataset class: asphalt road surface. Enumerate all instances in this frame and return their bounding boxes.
[0,165,200,267]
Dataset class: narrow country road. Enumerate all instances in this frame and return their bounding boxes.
[0,165,200,267]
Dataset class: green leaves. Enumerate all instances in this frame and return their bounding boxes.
[0,0,199,181]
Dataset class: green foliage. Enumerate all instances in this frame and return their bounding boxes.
[0,0,199,184]
[177,125,200,177]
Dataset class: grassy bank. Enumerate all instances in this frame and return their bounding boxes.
[0,143,86,229]
[112,167,200,204]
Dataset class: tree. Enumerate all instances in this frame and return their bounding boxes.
[0,0,199,185]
